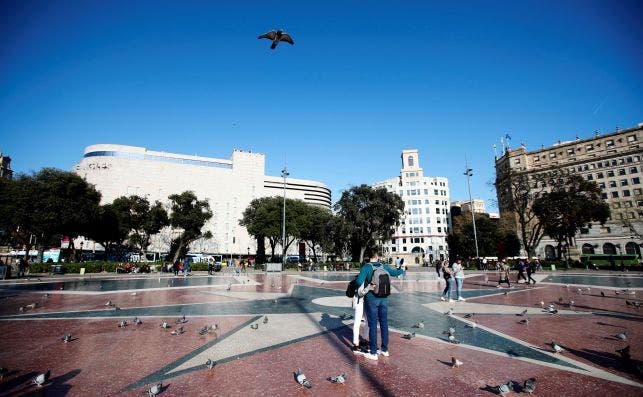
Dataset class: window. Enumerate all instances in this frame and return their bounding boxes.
[586,144,594,151]
[621,179,629,186]
[607,170,615,177]
[630,167,638,173]
[611,191,619,198]
[606,139,615,147]
[601,193,608,199]
[627,135,637,143]
[567,148,575,155]
[623,190,631,197]
[619,168,626,176]
[587,174,594,181]
[533,156,540,162]
[609,181,617,188]
[597,172,604,179]
[435,208,440,214]
[598,182,606,188]
[633,177,641,185]
[408,156,414,167]
[549,152,557,159]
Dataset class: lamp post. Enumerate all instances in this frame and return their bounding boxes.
[281,167,289,267]
[463,163,480,260]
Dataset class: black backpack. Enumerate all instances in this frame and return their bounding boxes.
[345,276,358,298]
[369,264,391,298]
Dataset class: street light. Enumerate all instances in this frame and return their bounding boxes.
[463,163,480,260]
[281,167,289,267]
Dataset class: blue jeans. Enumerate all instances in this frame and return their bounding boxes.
[365,296,389,355]
[455,277,463,299]
[442,277,453,299]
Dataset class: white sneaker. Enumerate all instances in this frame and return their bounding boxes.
[377,350,390,357]
[364,353,378,361]
[440,296,446,301]
[458,297,466,302]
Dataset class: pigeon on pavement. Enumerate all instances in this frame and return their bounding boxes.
[329,372,348,384]
[171,326,184,335]
[160,322,171,329]
[258,29,295,50]
[32,369,50,387]
[465,321,478,329]
[403,332,416,339]
[147,382,162,396]
[263,316,269,324]
[199,325,210,336]
[601,291,605,297]
[550,341,564,353]
[464,313,474,319]
[523,377,537,394]
[496,381,513,395]
[250,323,259,330]
[519,309,528,316]
[519,318,530,325]
[205,359,216,370]
[119,320,128,328]
[444,308,454,316]
[295,368,312,388]
[414,321,425,328]
[612,331,627,341]
[60,333,72,343]
[133,317,142,325]
[176,315,188,324]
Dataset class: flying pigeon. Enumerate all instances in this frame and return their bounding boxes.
[176,315,188,324]
[205,359,216,370]
[148,382,162,396]
[523,377,537,394]
[403,332,416,339]
[160,322,171,329]
[451,356,463,368]
[171,326,184,335]
[496,381,513,395]
[32,369,50,387]
[612,331,627,341]
[519,309,528,316]
[550,341,564,353]
[133,317,142,325]
[414,321,425,328]
[519,318,530,325]
[263,316,269,324]
[250,323,259,330]
[616,345,631,361]
[258,29,295,50]
[329,372,348,384]
[295,368,312,388]
[60,333,72,343]
[119,320,128,328]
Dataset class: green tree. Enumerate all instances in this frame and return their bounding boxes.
[334,185,405,263]
[168,191,212,262]
[111,196,169,259]
[84,203,127,258]
[0,168,102,262]
[298,205,333,262]
[239,196,310,260]
[448,212,504,259]
[533,174,610,259]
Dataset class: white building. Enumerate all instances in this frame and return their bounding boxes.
[451,199,486,214]
[73,144,331,255]
[373,149,451,264]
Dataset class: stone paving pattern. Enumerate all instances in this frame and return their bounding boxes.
[0,269,641,396]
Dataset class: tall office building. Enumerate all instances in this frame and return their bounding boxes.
[373,149,451,263]
[74,144,331,255]
[495,124,642,259]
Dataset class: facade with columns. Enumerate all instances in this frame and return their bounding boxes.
[73,144,331,256]
[373,149,451,264]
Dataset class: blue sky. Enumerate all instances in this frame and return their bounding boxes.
[1,1,642,210]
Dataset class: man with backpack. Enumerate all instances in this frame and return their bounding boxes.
[355,248,405,361]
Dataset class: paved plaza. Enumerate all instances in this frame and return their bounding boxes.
[0,269,641,396]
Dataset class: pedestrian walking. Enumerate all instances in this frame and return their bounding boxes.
[526,259,537,284]
[452,259,466,302]
[497,259,511,288]
[516,259,528,283]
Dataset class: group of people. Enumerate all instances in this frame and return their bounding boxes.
[497,257,540,288]
[439,258,467,302]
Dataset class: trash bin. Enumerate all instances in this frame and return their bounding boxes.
[550,264,556,271]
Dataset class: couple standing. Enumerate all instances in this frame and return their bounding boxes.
[351,248,405,361]
[441,258,466,302]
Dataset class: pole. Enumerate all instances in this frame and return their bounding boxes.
[281,167,289,267]
[464,160,480,260]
